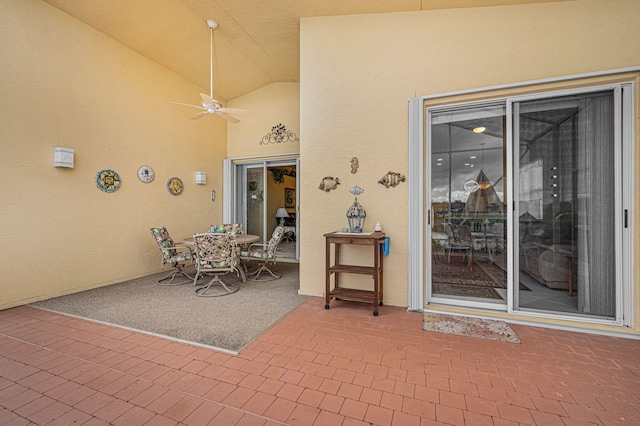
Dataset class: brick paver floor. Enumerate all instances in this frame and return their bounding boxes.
[1,298,639,425]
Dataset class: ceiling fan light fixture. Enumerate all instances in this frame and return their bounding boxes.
[473,126,486,133]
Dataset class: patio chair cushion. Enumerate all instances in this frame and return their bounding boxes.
[209,223,244,234]
[151,227,193,262]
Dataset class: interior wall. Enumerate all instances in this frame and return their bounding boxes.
[299,0,640,307]
[266,174,296,237]
[0,0,227,309]
[227,82,300,159]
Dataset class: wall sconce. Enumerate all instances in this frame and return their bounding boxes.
[54,147,74,168]
[195,171,207,184]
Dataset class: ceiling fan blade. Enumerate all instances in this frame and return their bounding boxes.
[169,101,205,110]
[191,111,210,120]
[217,112,241,124]
[220,107,250,115]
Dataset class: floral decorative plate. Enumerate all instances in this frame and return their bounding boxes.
[167,177,184,196]
[95,169,121,193]
[137,165,154,183]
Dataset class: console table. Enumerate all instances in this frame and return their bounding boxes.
[324,232,385,316]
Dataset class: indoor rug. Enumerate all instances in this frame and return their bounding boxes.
[432,257,529,290]
[431,282,502,300]
[422,312,520,343]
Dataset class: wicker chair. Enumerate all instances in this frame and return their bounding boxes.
[192,233,241,297]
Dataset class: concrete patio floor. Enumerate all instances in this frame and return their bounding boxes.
[1,298,639,425]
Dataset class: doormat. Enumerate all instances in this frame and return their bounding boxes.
[422,313,520,344]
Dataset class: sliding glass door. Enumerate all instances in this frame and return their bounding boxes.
[232,158,299,260]
[429,104,508,309]
[514,90,617,318]
[423,82,632,323]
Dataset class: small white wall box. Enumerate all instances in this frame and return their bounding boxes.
[54,147,74,168]
[196,171,207,184]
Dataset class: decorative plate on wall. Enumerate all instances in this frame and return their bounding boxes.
[137,165,155,183]
[95,169,121,193]
[167,177,184,196]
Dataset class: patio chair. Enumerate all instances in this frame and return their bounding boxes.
[444,223,474,271]
[192,233,241,297]
[150,227,195,285]
[240,226,285,281]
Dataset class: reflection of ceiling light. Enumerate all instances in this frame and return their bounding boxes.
[477,181,492,190]
[473,126,486,133]
[436,163,442,166]
[464,163,470,166]
[470,155,476,159]
[437,158,443,161]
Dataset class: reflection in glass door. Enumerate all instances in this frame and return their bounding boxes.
[515,90,616,318]
[429,104,507,308]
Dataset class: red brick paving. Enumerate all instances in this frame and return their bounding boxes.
[1,299,639,425]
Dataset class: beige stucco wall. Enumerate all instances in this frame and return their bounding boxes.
[299,0,640,311]
[227,82,300,159]
[1,0,226,309]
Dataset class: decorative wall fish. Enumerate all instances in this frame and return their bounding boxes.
[378,171,406,188]
[349,185,364,196]
[319,176,340,192]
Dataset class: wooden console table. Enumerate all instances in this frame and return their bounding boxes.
[324,232,385,316]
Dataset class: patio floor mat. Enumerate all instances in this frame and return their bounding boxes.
[422,312,520,344]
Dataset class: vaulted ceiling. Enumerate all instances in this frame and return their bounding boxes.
[42,0,568,101]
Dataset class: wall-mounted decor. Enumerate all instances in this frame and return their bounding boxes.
[378,171,406,188]
[211,189,216,202]
[350,157,359,174]
[285,188,295,208]
[271,167,285,184]
[137,165,154,183]
[95,169,121,193]
[195,171,207,184]
[318,176,340,192]
[54,147,74,168]
[167,177,184,196]
[260,123,299,145]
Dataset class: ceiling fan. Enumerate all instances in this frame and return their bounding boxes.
[169,19,249,123]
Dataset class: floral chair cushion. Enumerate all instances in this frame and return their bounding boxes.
[239,226,284,259]
[209,223,244,235]
[151,227,193,263]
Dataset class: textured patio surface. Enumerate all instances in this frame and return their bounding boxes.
[1,298,639,425]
